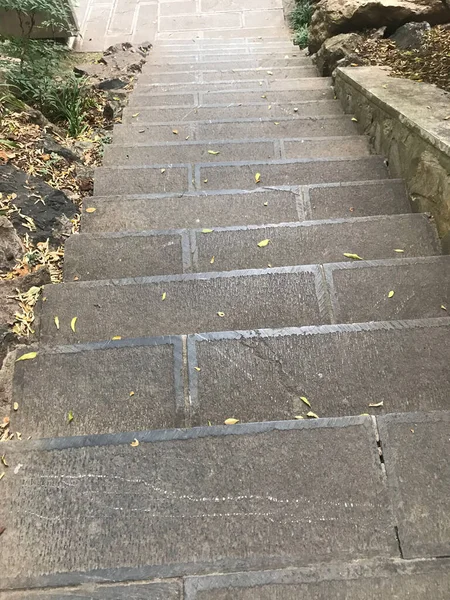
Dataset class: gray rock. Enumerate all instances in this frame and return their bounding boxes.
[314,33,364,76]
[41,133,81,163]
[0,216,23,273]
[390,21,431,49]
[97,78,127,90]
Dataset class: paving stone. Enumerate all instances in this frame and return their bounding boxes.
[128,93,197,108]
[121,101,343,123]
[159,0,197,16]
[143,57,312,71]
[193,215,439,273]
[307,180,410,219]
[11,339,184,438]
[81,189,301,232]
[93,165,190,196]
[64,231,187,279]
[189,320,450,424]
[112,123,195,145]
[0,582,181,600]
[201,0,282,10]
[159,12,242,31]
[199,157,388,191]
[184,559,450,599]
[283,137,370,159]
[41,267,329,343]
[326,256,450,323]
[378,412,450,559]
[200,66,318,82]
[0,419,396,587]
[103,140,278,167]
[140,71,198,85]
[242,8,285,28]
[197,88,334,104]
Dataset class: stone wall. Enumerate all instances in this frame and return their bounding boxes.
[335,66,450,250]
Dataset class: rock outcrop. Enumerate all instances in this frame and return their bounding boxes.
[309,0,450,53]
[314,32,364,75]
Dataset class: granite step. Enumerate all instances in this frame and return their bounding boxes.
[128,88,335,108]
[142,57,313,72]
[81,181,410,233]
[103,136,370,166]
[111,116,357,145]
[0,418,398,584]
[93,155,386,196]
[68,213,438,280]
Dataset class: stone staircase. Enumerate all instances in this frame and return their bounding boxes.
[1,36,450,598]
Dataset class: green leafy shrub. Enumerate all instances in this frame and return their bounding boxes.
[289,1,313,49]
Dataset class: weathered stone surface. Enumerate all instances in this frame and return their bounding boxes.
[314,33,364,76]
[0,420,396,587]
[325,256,450,323]
[0,216,23,273]
[93,165,189,195]
[334,66,450,244]
[185,558,450,599]
[0,581,181,599]
[390,21,431,49]
[308,0,450,53]
[12,339,183,437]
[379,412,450,559]
[189,321,450,424]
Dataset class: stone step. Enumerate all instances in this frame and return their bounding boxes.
[121,100,345,124]
[81,181,410,233]
[94,156,386,196]
[143,57,312,72]
[103,136,370,167]
[111,116,357,145]
[69,213,437,281]
[128,87,335,108]
[149,48,303,60]
[138,66,318,85]
[0,418,398,585]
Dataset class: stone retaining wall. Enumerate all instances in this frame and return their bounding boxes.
[335,65,450,250]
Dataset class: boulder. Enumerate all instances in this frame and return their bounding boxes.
[390,21,431,49]
[314,32,364,75]
[308,0,450,53]
[0,216,23,273]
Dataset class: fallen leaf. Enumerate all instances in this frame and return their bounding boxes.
[267,71,273,75]
[294,415,304,419]
[162,292,167,301]
[224,418,239,425]
[255,172,261,183]
[16,351,37,362]
[261,94,267,98]
[208,150,220,155]
[263,201,268,206]
[217,311,225,317]
[112,336,121,340]
[185,136,190,140]
[306,411,319,419]
[293,107,298,112]
[351,117,358,122]
[274,122,280,125]
[67,410,74,423]
[71,317,77,332]
[343,253,363,260]
[388,290,395,298]
[204,179,208,183]
[160,168,166,173]
[394,249,404,253]
[13,402,18,411]
[257,239,270,247]
[172,129,179,135]
[132,112,140,117]
[441,305,447,311]
[131,438,139,447]
[300,396,311,407]
[202,228,213,233]
[0,455,8,467]
[54,316,60,330]
[15,433,22,441]
[0,473,4,481]
[194,367,201,371]
[268,105,272,110]
[210,256,215,264]
[369,401,384,407]
[85,207,96,213]
[129,391,135,397]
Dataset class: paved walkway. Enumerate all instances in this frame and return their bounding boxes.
[75,0,286,51]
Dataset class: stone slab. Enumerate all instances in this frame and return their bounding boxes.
[159,12,242,32]
[378,412,450,559]
[283,137,370,159]
[193,214,440,272]
[199,67,318,82]
[81,189,301,232]
[41,267,328,343]
[189,320,450,424]
[139,71,198,85]
[326,256,450,323]
[128,93,197,108]
[307,180,410,219]
[0,582,181,599]
[201,0,282,11]
[0,419,396,588]
[11,339,184,438]
[112,123,195,145]
[144,57,312,71]
[198,157,388,191]
[196,88,334,105]
[93,165,190,196]
[64,232,187,279]
[185,559,450,599]
[121,101,343,123]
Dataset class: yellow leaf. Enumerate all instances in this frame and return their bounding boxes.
[131,438,139,447]
[0,455,8,467]
[160,168,166,173]
[394,249,404,253]
[16,351,37,362]
[202,228,213,233]
[343,253,363,260]
[132,112,140,117]
[85,207,96,213]
[71,317,77,332]
[441,305,447,311]
[0,472,4,481]
[261,95,266,98]
[267,71,273,75]
[224,418,239,425]
[172,129,179,135]
[194,366,201,371]
[208,150,220,155]
[54,316,60,330]
[204,179,208,183]
[217,311,225,317]
[274,122,280,125]
[388,290,395,298]
[162,292,167,301]
[369,401,384,407]
[129,391,135,396]
[268,105,272,110]
[255,172,261,183]
[294,415,304,419]
[13,402,18,411]
[360,413,370,416]
[210,256,215,264]
[257,239,270,248]
[263,201,268,206]
[67,410,74,423]
[112,336,121,340]
[300,396,311,407]
[351,117,358,122]
[306,411,319,419]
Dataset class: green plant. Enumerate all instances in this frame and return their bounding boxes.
[293,24,309,49]
[47,72,90,137]
[289,0,313,49]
